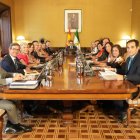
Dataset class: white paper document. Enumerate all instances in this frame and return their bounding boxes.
[99,70,117,80]
[9,80,39,89]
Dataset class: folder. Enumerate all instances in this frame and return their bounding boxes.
[9,80,39,89]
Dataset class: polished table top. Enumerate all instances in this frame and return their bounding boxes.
[0,57,137,100]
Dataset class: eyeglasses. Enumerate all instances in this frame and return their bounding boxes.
[11,48,20,51]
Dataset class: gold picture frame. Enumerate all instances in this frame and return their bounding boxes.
[64,9,82,32]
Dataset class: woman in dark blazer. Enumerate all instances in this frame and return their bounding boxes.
[107,44,124,69]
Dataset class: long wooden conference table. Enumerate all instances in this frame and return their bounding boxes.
[0,57,137,100]
[0,56,138,127]
[0,55,137,140]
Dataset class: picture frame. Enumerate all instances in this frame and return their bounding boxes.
[64,9,82,32]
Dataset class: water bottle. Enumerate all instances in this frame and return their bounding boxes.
[45,76,53,87]
[77,76,83,85]
[77,61,84,77]
[58,56,63,67]
[46,65,53,76]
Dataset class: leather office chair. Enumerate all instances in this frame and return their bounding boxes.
[0,109,6,140]
[127,85,140,125]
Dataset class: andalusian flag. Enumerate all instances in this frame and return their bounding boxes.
[66,28,72,47]
[74,29,80,49]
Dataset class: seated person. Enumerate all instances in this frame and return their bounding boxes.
[0,67,32,134]
[66,40,77,55]
[39,43,49,57]
[91,42,108,64]
[102,37,111,48]
[45,40,54,56]
[1,43,28,75]
[94,43,124,70]
[90,40,99,55]
[17,42,30,66]
[104,42,113,63]
[27,43,40,65]
[107,44,124,68]
[1,43,33,117]
[93,42,113,67]
[110,39,140,122]
[17,42,45,68]
[95,45,124,115]
[32,41,50,63]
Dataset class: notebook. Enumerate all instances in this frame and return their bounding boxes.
[9,80,39,89]
[99,70,117,80]
[9,67,46,89]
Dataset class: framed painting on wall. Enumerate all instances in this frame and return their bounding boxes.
[64,9,82,32]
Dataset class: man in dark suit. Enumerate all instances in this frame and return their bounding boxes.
[116,39,140,84]
[66,40,77,55]
[45,40,54,56]
[32,40,47,63]
[1,43,26,75]
[115,39,140,121]
[0,66,32,134]
[1,43,33,120]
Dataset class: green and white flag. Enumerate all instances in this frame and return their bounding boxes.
[74,29,80,50]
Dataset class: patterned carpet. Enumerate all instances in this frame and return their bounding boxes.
[2,106,140,140]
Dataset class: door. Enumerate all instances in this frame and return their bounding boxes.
[0,8,12,55]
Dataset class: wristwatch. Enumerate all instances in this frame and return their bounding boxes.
[123,75,128,80]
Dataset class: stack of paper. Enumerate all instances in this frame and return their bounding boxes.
[99,70,117,80]
[9,80,39,89]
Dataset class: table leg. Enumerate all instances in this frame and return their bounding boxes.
[62,101,73,125]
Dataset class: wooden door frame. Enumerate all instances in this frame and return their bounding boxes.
[0,2,12,56]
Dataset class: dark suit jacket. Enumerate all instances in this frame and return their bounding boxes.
[107,60,122,69]
[97,51,108,61]
[66,45,77,55]
[117,52,140,85]
[1,54,26,75]
[32,51,45,63]
[45,47,53,55]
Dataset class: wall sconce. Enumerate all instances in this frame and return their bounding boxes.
[16,36,25,43]
[120,35,131,47]
[122,35,131,42]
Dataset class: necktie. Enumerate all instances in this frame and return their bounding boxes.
[128,57,133,70]
[14,59,18,70]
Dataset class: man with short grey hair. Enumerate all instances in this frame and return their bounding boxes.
[1,43,26,74]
